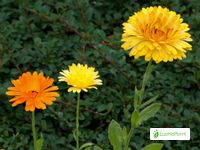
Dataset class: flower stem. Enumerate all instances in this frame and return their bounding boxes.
[76,93,81,150]
[125,60,153,150]
[32,111,37,150]
[125,127,134,150]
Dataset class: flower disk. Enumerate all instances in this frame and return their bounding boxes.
[6,72,59,112]
[122,6,192,63]
[59,63,102,93]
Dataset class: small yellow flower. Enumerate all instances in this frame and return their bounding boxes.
[122,6,192,63]
[59,63,102,93]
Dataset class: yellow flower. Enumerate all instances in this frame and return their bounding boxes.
[59,63,102,93]
[121,6,192,63]
[6,72,59,112]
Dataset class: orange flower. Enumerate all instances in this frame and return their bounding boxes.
[6,71,59,111]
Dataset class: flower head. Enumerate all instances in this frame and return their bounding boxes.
[6,72,59,112]
[59,63,102,93]
[122,6,192,63]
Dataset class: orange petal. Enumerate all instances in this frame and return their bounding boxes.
[43,86,59,92]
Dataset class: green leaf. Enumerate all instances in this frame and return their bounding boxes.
[33,37,42,47]
[122,127,128,143]
[142,61,153,89]
[94,145,103,150]
[73,130,77,141]
[142,143,163,150]
[81,143,102,150]
[108,120,123,150]
[36,138,44,150]
[134,87,141,110]
[80,143,94,150]
[131,111,140,127]
[140,95,159,109]
[139,103,161,123]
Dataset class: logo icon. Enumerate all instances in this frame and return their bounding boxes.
[153,130,159,139]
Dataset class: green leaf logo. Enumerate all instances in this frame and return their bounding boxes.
[153,130,159,139]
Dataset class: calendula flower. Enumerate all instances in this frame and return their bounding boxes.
[59,63,102,93]
[122,6,192,63]
[6,72,59,111]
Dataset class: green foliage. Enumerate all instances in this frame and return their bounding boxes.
[131,111,140,128]
[108,120,123,150]
[0,0,200,149]
[140,95,158,109]
[80,143,102,150]
[36,138,43,150]
[141,143,163,150]
[139,103,161,123]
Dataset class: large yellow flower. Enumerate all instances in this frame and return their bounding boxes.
[122,6,192,63]
[6,72,59,112]
[59,63,102,93]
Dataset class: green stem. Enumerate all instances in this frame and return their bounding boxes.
[125,127,134,150]
[76,93,81,150]
[126,60,153,150]
[32,111,37,150]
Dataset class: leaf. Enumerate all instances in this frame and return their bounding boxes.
[85,7,94,20]
[108,120,123,150]
[96,29,106,40]
[142,61,153,88]
[81,143,102,150]
[139,103,161,123]
[94,145,103,150]
[80,143,94,150]
[122,127,128,143]
[134,87,141,110]
[33,37,42,47]
[142,143,163,150]
[131,111,140,127]
[140,95,159,109]
[36,138,44,150]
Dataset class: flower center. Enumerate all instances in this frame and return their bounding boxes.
[29,91,38,99]
[142,25,173,43]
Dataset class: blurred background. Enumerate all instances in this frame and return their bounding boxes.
[0,0,200,149]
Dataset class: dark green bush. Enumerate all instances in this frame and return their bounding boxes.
[0,0,200,149]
